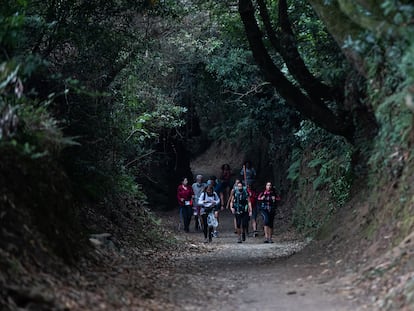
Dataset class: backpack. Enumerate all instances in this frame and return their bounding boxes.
[233,188,249,213]
[202,191,217,213]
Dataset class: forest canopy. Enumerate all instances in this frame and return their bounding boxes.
[1,0,414,239]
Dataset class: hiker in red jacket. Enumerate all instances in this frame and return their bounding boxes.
[177,177,194,233]
[257,182,280,243]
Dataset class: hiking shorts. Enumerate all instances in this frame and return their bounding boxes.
[251,206,258,221]
[261,208,275,228]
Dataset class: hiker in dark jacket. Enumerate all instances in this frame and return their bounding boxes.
[230,181,252,243]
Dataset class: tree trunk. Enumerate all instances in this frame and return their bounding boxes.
[239,0,354,140]
[256,0,340,102]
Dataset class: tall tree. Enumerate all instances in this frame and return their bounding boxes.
[238,0,378,143]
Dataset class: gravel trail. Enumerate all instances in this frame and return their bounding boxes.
[158,209,359,311]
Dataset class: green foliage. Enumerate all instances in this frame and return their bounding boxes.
[367,98,412,181]
[206,48,259,91]
[358,5,414,180]
[0,1,27,53]
[290,0,349,85]
[4,0,413,254]
[0,0,194,257]
[289,121,354,235]
[0,5,76,160]
[292,193,333,235]
[340,2,414,109]
[109,33,192,192]
[400,38,414,83]
[287,148,301,183]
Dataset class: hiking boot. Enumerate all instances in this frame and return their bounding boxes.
[253,230,258,237]
[264,239,269,243]
[269,238,274,243]
[242,233,246,241]
[237,237,242,243]
[204,238,209,243]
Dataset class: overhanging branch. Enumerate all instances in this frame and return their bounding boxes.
[238,0,354,139]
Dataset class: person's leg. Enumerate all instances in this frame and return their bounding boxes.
[182,206,191,232]
[268,210,276,243]
[225,185,230,207]
[220,191,225,209]
[221,183,230,209]
[197,207,203,231]
[213,210,219,237]
[252,207,258,236]
[193,206,199,230]
[261,209,270,242]
[194,215,198,230]
[202,214,208,241]
[187,206,193,231]
[266,226,270,239]
[208,225,214,242]
[179,206,183,231]
[241,213,249,241]
[235,214,242,243]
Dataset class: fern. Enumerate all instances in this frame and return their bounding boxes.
[287,148,302,182]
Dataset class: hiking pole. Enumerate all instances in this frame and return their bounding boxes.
[243,164,247,187]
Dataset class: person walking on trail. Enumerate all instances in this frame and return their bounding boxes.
[218,164,232,210]
[177,177,194,233]
[207,176,221,238]
[198,185,220,243]
[257,182,280,243]
[192,175,206,231]
[240,160,256,186]
[228,179,241,234]
[230,181,252,243]
[247,184,259,237]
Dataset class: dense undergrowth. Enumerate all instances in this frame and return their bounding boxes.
[2,0,414,309]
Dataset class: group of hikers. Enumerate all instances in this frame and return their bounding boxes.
[176,161,281,243]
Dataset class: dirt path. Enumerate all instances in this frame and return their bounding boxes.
[157,210,359,311]
[5,208,364,310]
